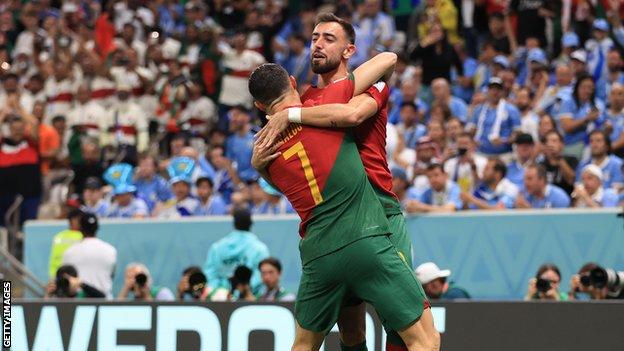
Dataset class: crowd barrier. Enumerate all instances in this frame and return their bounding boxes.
[8,300,624,350]
[24,208,624,299]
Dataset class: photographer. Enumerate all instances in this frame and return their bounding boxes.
[569,262,624,300]
[44,264,105,299]
[176,266,228,301]
[257,258,295,302]
[118,263,175,301]
[524,263,568,301]
[228,265,256,302]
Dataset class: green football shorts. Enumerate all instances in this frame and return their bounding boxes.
[295,234,427,333]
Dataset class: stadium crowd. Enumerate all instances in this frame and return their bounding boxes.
[1,0,624,225]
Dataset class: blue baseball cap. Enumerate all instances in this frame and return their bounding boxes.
[561,32,580,48]
[493,55,510,68]
[593,18,610,32]
[527,48,548,65]
[391,167,408,182]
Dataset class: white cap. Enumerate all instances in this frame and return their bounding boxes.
[571,50,587,64]
[415,262,451,284]
[582,164,604,182]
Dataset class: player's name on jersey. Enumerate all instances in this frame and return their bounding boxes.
[278,123,303,144]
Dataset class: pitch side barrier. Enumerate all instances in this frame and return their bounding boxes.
[6,300,624,351]
[24,208,624,299]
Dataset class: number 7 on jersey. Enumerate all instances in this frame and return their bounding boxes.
[282,141,324,205]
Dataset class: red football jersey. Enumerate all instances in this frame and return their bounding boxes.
[301,76,398,202]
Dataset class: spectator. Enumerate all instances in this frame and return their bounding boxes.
[62,213,117,298]
[202,208,269,295]
[445,132,487,193]
[249,178,294,215]
[506,133,537,187]
[199,145,243,203]
[406,163,463,213]
[483,12,514,55]
[468,77,522,157]
[585,19,613,83]
[576,130,623,191]
[275,33,311,88]
[570,50,588,77]
[225,105,257,181]
[409,22,463,87]
[596,50,624,101]
[352,0,396,59]
[48,209,84,279]
[44,264,105,299]
[176,266,228,301]
[71,138,104,196]
[537,131,579,195]
[0,113,41,227]
[461,157,518,210]
[415,262,470,300]
[195,176,228,216]
[391,167,412,209]
[524,263,568,301]
[409,137,441,196]
[535,64,574,116]
[572,164,620,208]
[601,83,624,157]
[118,263,175,301]
[134,154,172,213]
[516,164,571,208]
[396,102,427,149]
[257,257,295,302]
[514,88,539,141]
[510,0,547,47]
[66,84,108,144]
[388,78,426,125]
[217,30,265,127]
[81,177,109,217]
[557,74,604,160]
[104,163,149,219]
[31,100,60,176]
[45,60,77,123]
[157,157,201,218]
[178,82,218,146]
[102,81,148,165]
[430,78,468,122]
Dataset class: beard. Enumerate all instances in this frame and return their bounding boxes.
[311,55,341,74]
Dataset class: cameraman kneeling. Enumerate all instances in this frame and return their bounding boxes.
[228,266,256,301]
[569,262,624,300]
[45,264,105,299]
[177,266,228,301]
[118,263,175,301]
[524,263,567,301]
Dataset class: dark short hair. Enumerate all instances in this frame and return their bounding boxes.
[489,157,507,178]
[56,264,78,279]
[248,63,291,107]
[400,101,418,110]
[544,130,564,143]
[51,115,66,124]
[589,129,612,153]
[259,257,282,272]
[233,207,252,231]
[490,12,505,21]
[426,163,445,173]
[314,12,356,44]
[196,176,214,188]
[182,266,202,276]
[527,164,547,180]
[67,208,84,220]
[80,212,99,236]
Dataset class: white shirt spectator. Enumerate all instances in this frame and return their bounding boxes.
[179,96,218,135]
[444,154,488,193]
[114,38,148,65]
[218,46,265,108]
[45,77,79,124]
[520,110,540,142]
[88,75,117,109]
[67,100,110,140]
[103,100,149,152]
[63,237,117,299]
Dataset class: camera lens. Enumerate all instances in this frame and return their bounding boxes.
[135,273,148,287]
[580,274,592,287]
[536,278,551,293]
[590,267,609,289]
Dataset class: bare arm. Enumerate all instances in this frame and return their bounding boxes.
[405,200,457,213]
[352,52,397,96]
[559,114,594,134]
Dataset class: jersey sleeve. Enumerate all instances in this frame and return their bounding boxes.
[364,81,390,111]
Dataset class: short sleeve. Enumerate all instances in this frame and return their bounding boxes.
[364,81,390,111]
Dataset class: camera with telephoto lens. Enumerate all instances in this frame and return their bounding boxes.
[580,266,624,297]
[229,266,252,296]
[135,273,148,288]
[536,278,552,293]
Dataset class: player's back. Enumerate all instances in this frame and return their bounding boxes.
[266,123,389,264]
